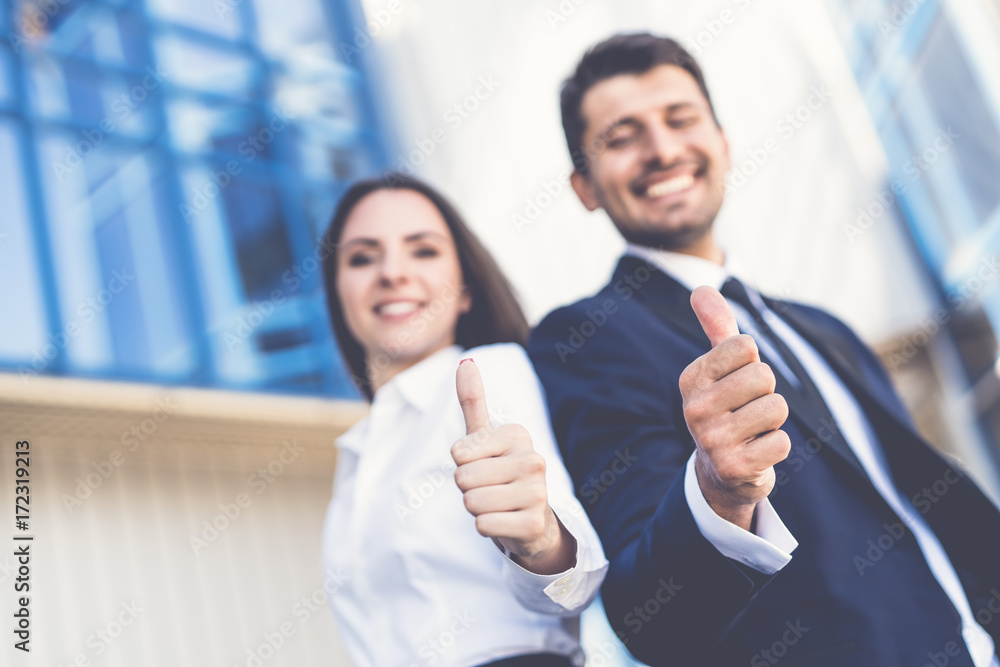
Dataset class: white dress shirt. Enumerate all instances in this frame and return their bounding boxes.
[626,243,998,667]
[323,343,608,667]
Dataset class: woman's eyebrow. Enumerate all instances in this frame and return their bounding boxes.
[403,231,448,243]
[339,237,379,252]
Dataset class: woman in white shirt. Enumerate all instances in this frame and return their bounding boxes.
[319,174,608,667]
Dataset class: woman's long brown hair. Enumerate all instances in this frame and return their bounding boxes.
[321,173,529,400]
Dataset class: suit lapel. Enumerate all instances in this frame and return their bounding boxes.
[772,299,921,441]
[624,257,870,479]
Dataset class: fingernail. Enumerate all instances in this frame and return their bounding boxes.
[459,358,474,365]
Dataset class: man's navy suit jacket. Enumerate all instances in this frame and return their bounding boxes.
[528,256,1000,666]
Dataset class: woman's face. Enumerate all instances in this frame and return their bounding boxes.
[336,189,471,384]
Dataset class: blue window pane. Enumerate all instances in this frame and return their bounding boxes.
[28,54,162,137]
[36,3,121,62]
[154,34,261,100]
[4,0,389,395]
[251,0,332,58]
[0,121,49,364]
[167,99,263,157]
[35,134,196,378]
[94,157,196,378]
[221,177,295,302]
[147,0,243,40]
[910,18,1000,227]
[0,49,11,105]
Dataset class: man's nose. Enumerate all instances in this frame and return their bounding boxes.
[642,124,683,169]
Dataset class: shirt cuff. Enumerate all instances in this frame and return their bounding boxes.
[495,511,608,614]
[684,452,798,574]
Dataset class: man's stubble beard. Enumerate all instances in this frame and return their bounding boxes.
[613,210,717,252]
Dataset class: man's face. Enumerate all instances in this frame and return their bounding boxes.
[570,64,731,252]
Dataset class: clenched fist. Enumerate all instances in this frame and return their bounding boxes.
[679,286,791,531]
[451,359,575,575]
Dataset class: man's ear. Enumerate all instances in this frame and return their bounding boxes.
[719,127,732,173]
[570,169,601,212]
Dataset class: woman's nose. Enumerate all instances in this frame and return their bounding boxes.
[377,252,409,287]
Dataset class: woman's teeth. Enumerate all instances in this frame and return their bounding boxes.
[378,302,419,316]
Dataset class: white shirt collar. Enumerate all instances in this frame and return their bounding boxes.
[624,243,730,291]
[389,344,464,413]
[337,344,463,454]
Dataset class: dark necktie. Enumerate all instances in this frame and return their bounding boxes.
[718,277,872,480]
[720,277,825,404]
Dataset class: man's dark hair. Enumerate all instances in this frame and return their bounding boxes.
[560,33,720,172]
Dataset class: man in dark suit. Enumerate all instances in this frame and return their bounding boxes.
[526,33,1000,665]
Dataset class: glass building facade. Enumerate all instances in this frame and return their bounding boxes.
[827,0,1000,454]
[0,0,389,396]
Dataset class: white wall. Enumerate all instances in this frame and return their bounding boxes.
[0,373,364,667]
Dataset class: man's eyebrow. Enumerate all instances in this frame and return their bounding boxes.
[600,102,702,137]
[601,117,641,138]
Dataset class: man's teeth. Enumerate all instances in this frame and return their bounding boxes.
[646,174,694,198]
[378,302,419,316]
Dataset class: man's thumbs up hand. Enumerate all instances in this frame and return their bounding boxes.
[691,284,742,348]
[451,359,575,575]
[679,286,791,531]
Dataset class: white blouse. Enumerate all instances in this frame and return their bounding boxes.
[322,343,608,667]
